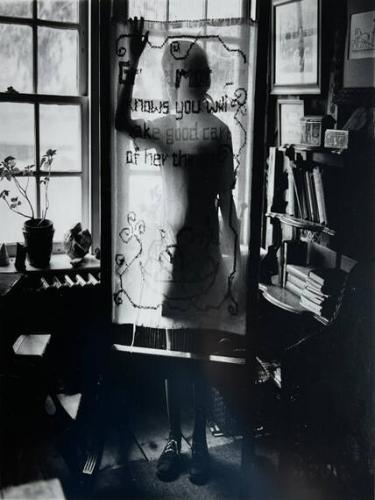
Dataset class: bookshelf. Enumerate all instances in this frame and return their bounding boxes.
[266,212,335,236]
[261,143,357,326]
[286,146,346,168]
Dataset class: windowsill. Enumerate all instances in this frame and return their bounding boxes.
[0,253,100,275]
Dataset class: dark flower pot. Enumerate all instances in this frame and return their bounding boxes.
[23,218,54,268]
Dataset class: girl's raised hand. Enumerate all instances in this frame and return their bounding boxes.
[128,17,149,64]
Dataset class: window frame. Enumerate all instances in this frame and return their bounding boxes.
[0,0,90,254]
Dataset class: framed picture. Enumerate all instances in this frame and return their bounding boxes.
[278,99,304,146]
[343,0,375,89]
[272,0,321,95]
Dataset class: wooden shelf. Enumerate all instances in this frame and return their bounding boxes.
[266,212,335,236]
[279,145,346,167]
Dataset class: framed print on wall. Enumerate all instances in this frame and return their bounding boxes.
[272,0,321,95]
[344,0,375,89]
[278,99,304,145]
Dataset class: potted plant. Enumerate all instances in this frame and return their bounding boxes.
[0,149,57,268]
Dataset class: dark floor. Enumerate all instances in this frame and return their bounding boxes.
[0,374,372,500]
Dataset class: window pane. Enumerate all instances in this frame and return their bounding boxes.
[206,0,242,37]
[0,103,34,169]
[207,0,242,19]
[0,178,36,243]
[38,27,79,95]
[128,0,167,21]
[40,105,81,172]
[0,24,33,93]
[0,0,32,18]
[206,41,241,98]
[43,177,82,241]
[132,35,165,101]
[169,0,204,21]
[37,0,79,22]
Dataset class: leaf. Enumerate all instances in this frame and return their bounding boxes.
[10,197,18,202]
[10,202,18,209]
[40,157,46,167]
[4,156,15,164]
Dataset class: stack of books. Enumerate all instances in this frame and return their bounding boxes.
[300,268,348,322]
[284,264,312,297]
[283,265,348,323]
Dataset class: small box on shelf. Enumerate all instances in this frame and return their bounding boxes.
[300,115,336,148]
[324,129,350,150]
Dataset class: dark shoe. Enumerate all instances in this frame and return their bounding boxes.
[156,438,181,481]
[189,442,210,485]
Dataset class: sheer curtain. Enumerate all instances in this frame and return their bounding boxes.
[111,0,257,336]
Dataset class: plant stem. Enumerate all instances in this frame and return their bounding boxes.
[13,175,34,218]
[1,197,30,218]
[41,158,52,221]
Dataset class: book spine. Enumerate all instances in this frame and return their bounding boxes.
[281,241,288,287]
[285,280,302,297]
[287,273,306,290]
[308,271,325,287]
[267,147,276,213]
[286,264,311,281]
[290,166,303,218]
[309,171,319,222]
[301,288,328,304]
[297,168,309,219]
[304,170,314,221]
[300,297,322,314]
[306,283,327,295]
[312,167,327,224]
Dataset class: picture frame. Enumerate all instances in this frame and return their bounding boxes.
[278,99,304,146]
[343,0,375,89]
[271,0,321,95]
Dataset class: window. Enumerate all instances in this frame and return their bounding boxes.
[112,0,256,325]
[0,0,89,248]
[124,0,254,245]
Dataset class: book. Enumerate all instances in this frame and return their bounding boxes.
[304,170,314,221]
[312,167,328,224]
[308,268,347,287]
[287,272,306,290]
[305,283,330,296]
[296,168,309,219]
[13,334,51,357]
[300,296,334,316]
[309,171,319,222]
[286,264,313,282]
[285,280,303,297]
[290,166,304,218]
[301,287,334,305]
